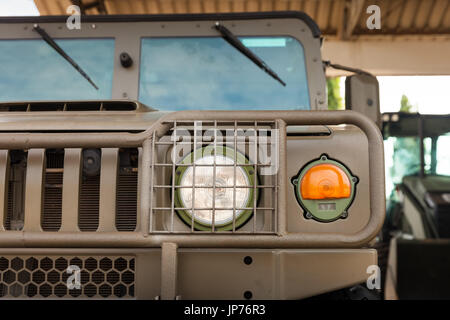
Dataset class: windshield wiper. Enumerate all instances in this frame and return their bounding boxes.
[214,22,286,87]
[33,24,99,90]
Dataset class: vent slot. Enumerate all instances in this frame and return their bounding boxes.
[42,149,64,232]
[116,148,138,231]
[5,150,27,231]
[0,256,135,299]
[78,149,101,232]
[0,102,139,112]
[0,104,27,112]
[66,102,100,112]
[102,102,136,111]
[29,103,65,112]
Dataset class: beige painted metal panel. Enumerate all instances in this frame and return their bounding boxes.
[60,148,82,232]
[23,149,45,232]
[322,37,450,76]
[0,247,375,300]
[98,148,119,232]
[160,242,179,300]
[0,150,9,231]
[177,248,377,299]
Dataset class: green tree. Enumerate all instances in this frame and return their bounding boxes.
[389,94,421,200]
[327,77,344,110]
[400,94,416,113]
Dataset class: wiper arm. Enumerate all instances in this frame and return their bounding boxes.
[214,22,286,87]
[33,24,99,90]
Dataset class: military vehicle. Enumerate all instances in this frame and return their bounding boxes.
[0,11,384,300]
[382,112,450,299]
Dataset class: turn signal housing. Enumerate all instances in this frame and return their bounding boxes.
[292,155,358,222]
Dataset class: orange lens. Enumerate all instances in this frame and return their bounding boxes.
[300,164,351,200]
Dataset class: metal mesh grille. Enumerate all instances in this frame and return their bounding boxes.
[149,120,279,234]
[78,175,100,231]
[116,148,139,231]
[0,256,135,299]
[42,150,64,231]
[116,169,138,231]
[4,150,27,231]
[78,150,101,232]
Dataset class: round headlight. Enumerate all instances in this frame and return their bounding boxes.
[174,146,257,231]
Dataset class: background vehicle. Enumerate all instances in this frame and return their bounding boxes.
[382,112,450,299]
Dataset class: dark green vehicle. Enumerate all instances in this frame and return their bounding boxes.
[382,112,450,299]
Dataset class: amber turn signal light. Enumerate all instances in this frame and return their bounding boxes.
[292,154,358,222]
[300,164,351,200]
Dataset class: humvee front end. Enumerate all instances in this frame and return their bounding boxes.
[0,12,384,300]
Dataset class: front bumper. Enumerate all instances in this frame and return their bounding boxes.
[0,248,376,300]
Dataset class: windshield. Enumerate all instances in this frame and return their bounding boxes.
[0,39,115,102]
[384,132,450,198]
[139,36,310,110]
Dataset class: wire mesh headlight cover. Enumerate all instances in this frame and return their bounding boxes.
[149,119,279,234]
[174,146,258,231]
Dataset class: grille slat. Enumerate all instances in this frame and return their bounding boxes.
[79,175,101,232]
[116,170,138,231]
[0,256,135,299]
[42,150,64,231]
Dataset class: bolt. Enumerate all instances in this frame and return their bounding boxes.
[244,291,252,300]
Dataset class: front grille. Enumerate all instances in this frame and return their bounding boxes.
[1,148,138,233]
[149,120,279,234]
[0,256,135,299]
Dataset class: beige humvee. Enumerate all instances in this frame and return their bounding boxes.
[0,12,384,300]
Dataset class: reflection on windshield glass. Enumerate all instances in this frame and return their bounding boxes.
[0,39,114,102]
[139,36,310,110]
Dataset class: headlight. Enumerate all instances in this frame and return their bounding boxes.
[174,146,257,231]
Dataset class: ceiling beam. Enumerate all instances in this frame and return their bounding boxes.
[322,36,450,76]
[71,0,107,14]
[338,0,366,40]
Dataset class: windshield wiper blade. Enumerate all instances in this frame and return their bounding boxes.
[214,22,286,87]
[33,24,99,90]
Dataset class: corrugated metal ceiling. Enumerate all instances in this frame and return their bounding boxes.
[34,0,450,38]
